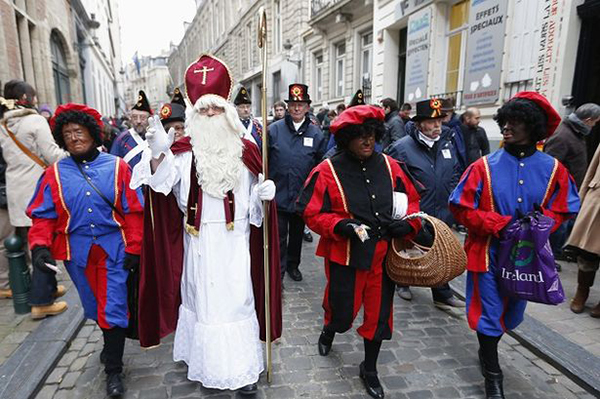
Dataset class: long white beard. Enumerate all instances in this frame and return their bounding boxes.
[188,112,244,198]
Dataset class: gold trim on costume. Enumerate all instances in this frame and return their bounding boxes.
[482,157,496,271]
[54,165,72,260]
[113,159,128,246]
[541,159,558,206]
[326,159,352,265]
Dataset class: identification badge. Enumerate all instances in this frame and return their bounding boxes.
[303,137,314,147]
[442,149,452,159]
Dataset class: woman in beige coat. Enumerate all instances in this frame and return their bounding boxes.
[567,143,600,317]
[0,80,67,318]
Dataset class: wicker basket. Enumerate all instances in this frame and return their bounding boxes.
[385,213,467,287]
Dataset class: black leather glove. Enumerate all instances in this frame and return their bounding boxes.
[413,222,434,247]
[388,220,414,238]
[32,246,56,274]
[123,253,140,272]
[533,202,543,214]
[334,219,362,239]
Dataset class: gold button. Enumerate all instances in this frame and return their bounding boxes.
[362,168,366,172]
[519,163,525,167]
[519,180,524,185]
[519,152,525,157]
[371,195,376,199]
[88,208,93,213]
[366,179,370,183]
[86,191,91,196]
[517,198,523,203]
[375,212,379,216]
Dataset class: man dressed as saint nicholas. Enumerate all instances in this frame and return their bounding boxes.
[130,54,282,395]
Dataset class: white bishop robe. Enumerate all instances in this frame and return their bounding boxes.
[131,148,264,390]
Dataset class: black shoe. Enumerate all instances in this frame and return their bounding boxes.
[479,350,505,399]
[303,231,313,242]
[359,362,384,398]
[288,268,303,281]
[106,373,124,397]
[239,383,257,396]
[318,330,334,356]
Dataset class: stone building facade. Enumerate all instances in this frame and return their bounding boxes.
[0,0,124,116]
[125,53,172,113]
[169,0,312,117]
[302,0,375,110]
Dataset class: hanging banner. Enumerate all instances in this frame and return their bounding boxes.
[404,6,432,103]
[534,0,565,102]
[463,0,508,106]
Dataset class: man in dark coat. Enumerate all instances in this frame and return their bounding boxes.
[381,98,406,149]
[544,103,600,262]
[441,98,467,172]
[268,84,326,282]
[388,98,464,308]
[460,107,490,167]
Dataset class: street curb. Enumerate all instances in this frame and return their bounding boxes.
[450,276,600,398]
[0,288,85,399]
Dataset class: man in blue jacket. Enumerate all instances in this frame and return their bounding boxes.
[269,84,326,282]
[388,98,464,309]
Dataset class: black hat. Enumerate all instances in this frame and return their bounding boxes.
[159,103,185,126]
[171,87,186,108]
[440,98,455,113]
[233,86,251,106]
[412,98,447,122]
[132,90,152,114]
[284,83,311,104]
[349,89,365,107]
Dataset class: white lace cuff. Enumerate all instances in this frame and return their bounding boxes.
[249,179,264,228]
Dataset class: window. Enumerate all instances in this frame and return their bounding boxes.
[334,41,345,98]
[273,0,282,53]
[445,0,469,94]
[273,71,281,101]
[313,52,323,102]
[51,31,71,104]
[245,22,252,70]
[360,31,373,89]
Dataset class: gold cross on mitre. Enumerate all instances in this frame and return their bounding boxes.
[193,66,215,85]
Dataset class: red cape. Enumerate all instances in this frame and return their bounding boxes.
[138,137,282,347]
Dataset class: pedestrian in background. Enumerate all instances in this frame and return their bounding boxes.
[388,98,464,309]
[566,142,600,318]
[234,86,263,149]
[110,90,152,168]
[0,80,67,316]
[460,107,490,167]
[28,104,144,397]
[298,105,422,399]
[39,104,53,123]
[268,84,326,282]
[399,102,412,124]
[272,101,287,123]
[545,103,600,264]
[449,92,579,399]
[441,98,467,172]
[381,98,406,149]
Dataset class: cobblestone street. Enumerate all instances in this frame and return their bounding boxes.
[36,239,596,399]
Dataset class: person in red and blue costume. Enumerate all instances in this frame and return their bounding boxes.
[449,92,580,399]
[26,103,144,397]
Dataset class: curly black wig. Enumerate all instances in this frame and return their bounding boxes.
[52,111,103,149]
[493,98,548,143]
[334,118,386,150]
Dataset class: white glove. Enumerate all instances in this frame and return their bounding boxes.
[146,115,175,159]
[255,173,276,201]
